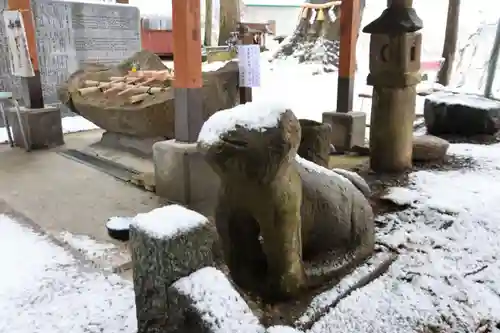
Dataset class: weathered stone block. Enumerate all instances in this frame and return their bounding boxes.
[322,111,366,152]
[166,267,265,333]
[412,135,449,162]
[129,205,217,333]
[153,140,220,208]
[424,92,500,136]
[7,106,64,150]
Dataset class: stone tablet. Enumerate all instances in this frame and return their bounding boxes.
[32,0,141,105]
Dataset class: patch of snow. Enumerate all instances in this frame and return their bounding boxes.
[308,142,500,332]
[57,230,131,271]
[268,326,304,333]
[1,115,99,144]
[381,187,424,206]
[331,168,371,197]
[295,155,354,187]
[59,230,116,260]
[132,204,208,240]
[0,214,136,333]
[61,115,99,133]
[106,216,132,231]
[172,267,265,333]
[203,60,233,72]
[198,100,289,146]
[297,252,394,327]
[425,91,500,109]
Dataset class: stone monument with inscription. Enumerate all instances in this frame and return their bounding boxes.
[0,0,141,112]
[31,0,141,105]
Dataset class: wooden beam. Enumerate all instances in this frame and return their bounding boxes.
[336,0,360,113]
[172,0,204,143]
[7,0,44,108]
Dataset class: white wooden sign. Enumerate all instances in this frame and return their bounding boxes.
[238,44,261,88]
[2,10,35,78]
[210,0,220,46]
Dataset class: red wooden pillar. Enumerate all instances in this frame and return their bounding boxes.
[172,0,204,143]
[8,0,44,108]
[336,0,360,113]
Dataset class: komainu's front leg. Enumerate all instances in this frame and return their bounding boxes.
[256,190,306,300]
[215,198,268,292]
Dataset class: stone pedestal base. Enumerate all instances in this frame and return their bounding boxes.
[96,131,165,157]
[322,111,366,152]
[153,140,220,208]
[8,106,64,150]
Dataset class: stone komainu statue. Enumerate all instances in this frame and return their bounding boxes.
[198,103,374,299]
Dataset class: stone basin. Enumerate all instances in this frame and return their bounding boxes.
[58,50,239,138]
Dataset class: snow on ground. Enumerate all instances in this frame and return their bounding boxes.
[309,143,500,333]
[0,115,99,144]
[57,230,131,270]
[0,215,136,333]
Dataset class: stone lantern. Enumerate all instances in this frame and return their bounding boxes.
[362,0,423,172]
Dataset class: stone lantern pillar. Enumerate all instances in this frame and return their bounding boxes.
[362,0,423,172]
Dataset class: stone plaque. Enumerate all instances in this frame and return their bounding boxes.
[32,0,141,104]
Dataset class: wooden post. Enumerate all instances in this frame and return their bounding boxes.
[238,24,255,104]
[437,0,460,86]
[336,0,360,113]
[172,0,204,143]
[7,0,44,108]
[484,19,500,98]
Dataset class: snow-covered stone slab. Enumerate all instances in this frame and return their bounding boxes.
[166,267,265,333]
[381,187,425,207]
[129,205,217,333]
[295,252,397,331]
[424,91,500,136]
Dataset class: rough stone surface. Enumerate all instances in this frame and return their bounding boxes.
[33,0,142,105]
[166,267,264,333]
[200,108,374,300]
[322,111,366,152]
[412,135,450,162]
[153,140,220,207]
[7,106,64,149]
[58,51,239,138]
[330,168,372,198]
[297,119,331,168]
[295,119,371,198]
[130,209,217,333]
[424,92,500,136]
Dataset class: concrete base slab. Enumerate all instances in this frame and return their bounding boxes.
[96,131,166,158]
[323,111,366,152]
[8,105,64,150]
[0,130,162,244]
[153,140,219,210]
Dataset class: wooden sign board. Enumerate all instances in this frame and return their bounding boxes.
[2,10,35,78]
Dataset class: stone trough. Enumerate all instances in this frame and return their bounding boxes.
[130,204,396,333]
[58,50,239,155]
